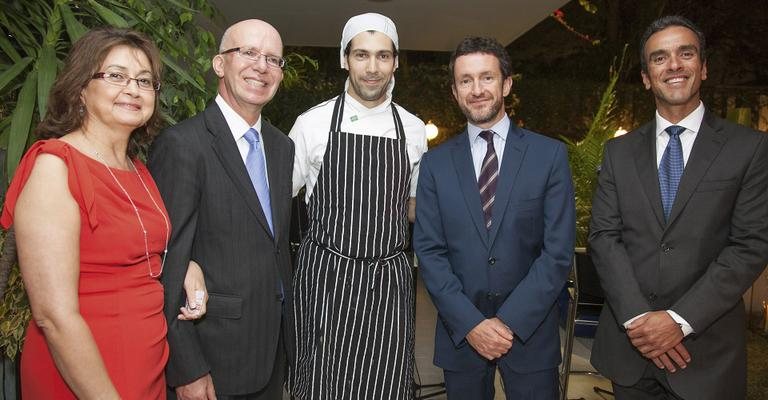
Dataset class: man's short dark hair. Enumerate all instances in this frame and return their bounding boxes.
[640,15,706,74]
[343,30,398,57]
[449,37,512,83]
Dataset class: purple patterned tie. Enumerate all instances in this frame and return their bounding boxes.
[478,130,499,230]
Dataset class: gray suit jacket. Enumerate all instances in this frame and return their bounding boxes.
[589,112,768,399]
[148,103,294,395]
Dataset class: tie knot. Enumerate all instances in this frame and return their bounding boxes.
[479,130,495,143]
[665,125,685,138]
[244,128,260,144]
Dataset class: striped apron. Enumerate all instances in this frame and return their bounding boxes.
[290,94,415,400]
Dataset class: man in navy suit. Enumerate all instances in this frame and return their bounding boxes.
[414,37,575,399]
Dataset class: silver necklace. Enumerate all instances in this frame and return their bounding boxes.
[84,138,169,278]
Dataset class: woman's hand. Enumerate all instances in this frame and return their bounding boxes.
[178,260,208,320]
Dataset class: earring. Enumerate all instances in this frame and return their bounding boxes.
[78,105,85,116]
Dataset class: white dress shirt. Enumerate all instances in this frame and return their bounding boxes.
[289,92,428,201]
[468,116,511,179]
[654,101,705,167]
[215,95,269,189]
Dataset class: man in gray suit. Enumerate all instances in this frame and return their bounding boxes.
[148,19,293,400]
[589,15,768,399]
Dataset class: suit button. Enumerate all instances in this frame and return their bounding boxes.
[648,293,658,301]
[488,258,496,266]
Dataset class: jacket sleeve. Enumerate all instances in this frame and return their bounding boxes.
[672,133,768,332]
[147,126,209,387]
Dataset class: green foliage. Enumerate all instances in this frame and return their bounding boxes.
[0,0,221,361]
[0,0,316,175]
[562,45,627,247]
[1,0,216,179]
[0,1,317,361]
[0,231,29,361]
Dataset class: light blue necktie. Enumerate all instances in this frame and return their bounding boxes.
[244,128,273,234]
[659,125,685,221]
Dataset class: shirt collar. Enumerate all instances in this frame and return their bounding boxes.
[343,75,395,105]
[468,115,511,143]
[343,89,392,116]
[655,101,705,137]
[215,94,262,140]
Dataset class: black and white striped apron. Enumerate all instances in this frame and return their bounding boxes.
[290,94,415,400]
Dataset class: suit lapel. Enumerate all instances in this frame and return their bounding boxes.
[451,131,490,247]
[205,105,274,238]
[634,123,666,227]
[261,122,286,242]
[488,125,527,247]
[666,113,726,227]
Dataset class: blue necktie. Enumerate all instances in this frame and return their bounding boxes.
[659,125,685,221]
[244,128,273,234]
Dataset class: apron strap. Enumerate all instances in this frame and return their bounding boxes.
[330,93,345,132]
[390,103,406,142]
[330,92,407,147]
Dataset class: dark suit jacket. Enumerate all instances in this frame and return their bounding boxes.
[414,124,575,372]
[589,112,768,399]
[148,103,294,395]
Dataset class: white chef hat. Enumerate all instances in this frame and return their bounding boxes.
[339,12,399,69]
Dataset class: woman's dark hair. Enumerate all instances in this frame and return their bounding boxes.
[35,27,163,157]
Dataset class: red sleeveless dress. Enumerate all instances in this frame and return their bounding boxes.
[1,140,170,399]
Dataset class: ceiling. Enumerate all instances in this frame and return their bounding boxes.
[207,0,569,52]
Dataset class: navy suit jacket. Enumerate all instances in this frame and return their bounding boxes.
[414,124,575,372]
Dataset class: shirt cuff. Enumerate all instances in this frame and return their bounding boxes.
[666,310,694,336]
[623,312,648,329]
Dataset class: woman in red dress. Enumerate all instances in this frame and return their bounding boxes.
[1,27,206,399]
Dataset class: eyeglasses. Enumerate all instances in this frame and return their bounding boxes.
[91,72,160,91]
[220,47,286,69]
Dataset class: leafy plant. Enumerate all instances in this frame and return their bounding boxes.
[0,0,317,361]
[562,45,627,247]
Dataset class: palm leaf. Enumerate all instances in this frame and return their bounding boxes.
[36,46,58,119]
[7,69,37,181]
[563,45,628,246]
[36,5,63,118]
[87,0,129,28]
[0,117,13,147]
[161,53,206,92]
[0,29,22,63]
[59,2,88,42]
[0,57,33,93]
